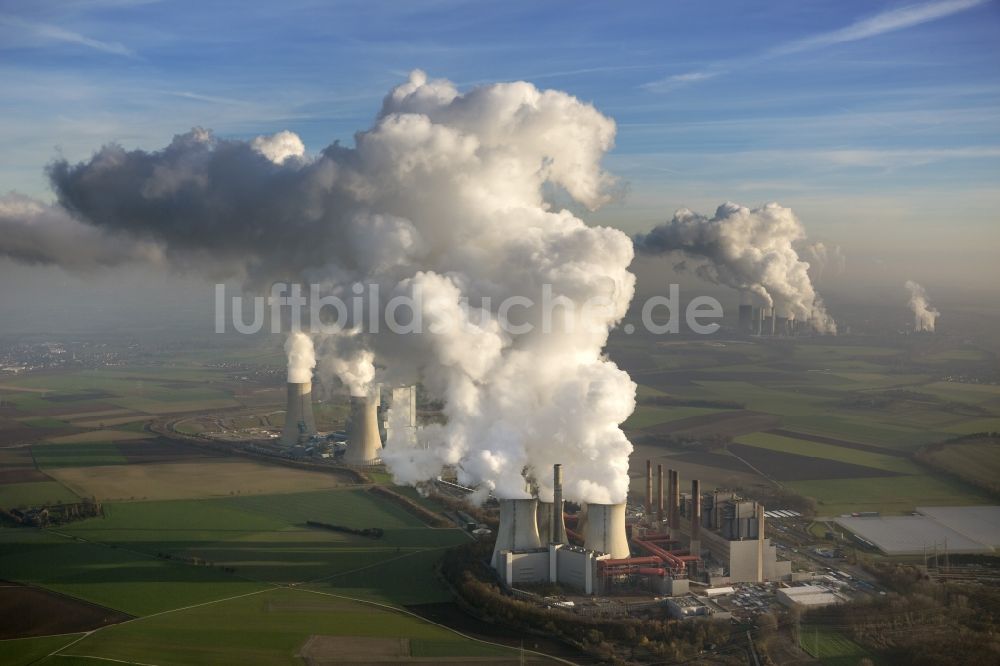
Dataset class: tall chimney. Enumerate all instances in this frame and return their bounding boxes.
[756,502,766,582]
[280,381,316,446]
[644,460,652,513]
[344,391,383,464]
[656,464,664,523]
[691,479,701,541]
[668,468,680,530]
[552,464,566,544]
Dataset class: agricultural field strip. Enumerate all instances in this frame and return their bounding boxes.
[303,545,461,585]
[734,432,919,474]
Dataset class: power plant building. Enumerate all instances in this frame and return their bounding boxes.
[684,491,791,583]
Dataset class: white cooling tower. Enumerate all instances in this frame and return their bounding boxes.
[491,498,542,568]
[344,392,382,464]
[280,382,316,446]
[537,501,568,545]
[583,502,630,559]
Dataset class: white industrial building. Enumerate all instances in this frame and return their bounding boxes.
[835,505,1000,556]
[776,584,847,609]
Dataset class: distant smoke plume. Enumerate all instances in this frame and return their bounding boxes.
[0,70,636,503]
[905,280,939,332]
[634,202,837,333]
[800,241,846,280]
[284,331,316,384]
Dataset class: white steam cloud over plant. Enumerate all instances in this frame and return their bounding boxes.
[0,71,636,503]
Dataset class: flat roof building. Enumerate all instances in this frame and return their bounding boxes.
[777,584,847,609]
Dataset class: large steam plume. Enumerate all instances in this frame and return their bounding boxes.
[284,331,316,384]
[905,280,939,332]
[0,71,636,503]
[634,202,837,333]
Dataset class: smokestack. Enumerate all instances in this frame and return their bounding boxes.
[583,503,630,559]
[344,391,383,464]
[552,464,566,545]
[280,381,316,446]
[656,464,664,523]
[644,460,652,513]
[756,503,766,582]
[492,498,542,568]
[668,468,680,530]
[691,479,701,541]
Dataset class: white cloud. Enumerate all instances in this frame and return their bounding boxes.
[642,0,988,92]
[0,14,134,56]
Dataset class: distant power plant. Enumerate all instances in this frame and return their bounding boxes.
[278,381,418,466]
[280,381,317,446]
[738,303,809,337]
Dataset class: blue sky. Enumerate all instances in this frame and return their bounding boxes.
[1,0,998,291]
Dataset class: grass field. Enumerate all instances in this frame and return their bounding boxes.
[1,633,87,666]
[799,625,876,666]
[0,480,80,507]
[735,432,919,474]
[21,488,468,603]
[787,474,994,516]
[0,529,267,616]
[46,460,350,501]
[44,429,153,444]
[50,587,524,665]
[32,442,129,468]
[624,405,721,429]
[920,437,1000,494]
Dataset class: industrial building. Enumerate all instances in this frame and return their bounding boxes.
[491,462,791,596]
[665,594,732,620]
[776,584,847,609]
[687,490,792,583]
[835,505,1000,556]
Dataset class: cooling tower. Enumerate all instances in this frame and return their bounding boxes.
[344,393,383,464]
[583,502,630,559]
[280,382,316,446]
[492,498,542,568]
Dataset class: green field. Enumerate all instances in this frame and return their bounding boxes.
[50,586,519,665]
[0,633,87,666]
[735,432,919,474]
[787,474,994,516]
[799,625,876,666]
[2,487,469,614]
[920,437,1000,494]
[624,405,721,429]
[32,441,129,468]
[0,480,80,507]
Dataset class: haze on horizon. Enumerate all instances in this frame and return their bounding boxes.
[1,0,998,335]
